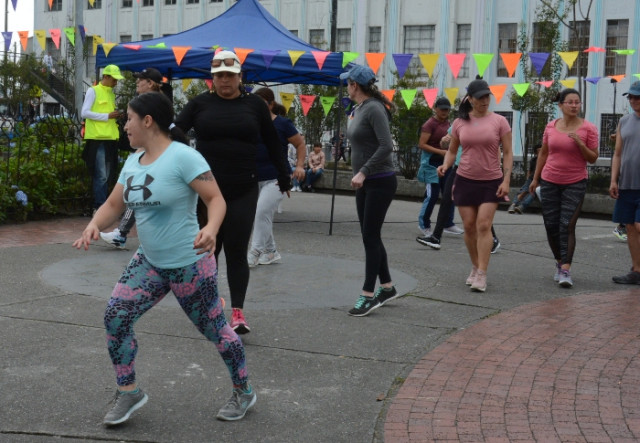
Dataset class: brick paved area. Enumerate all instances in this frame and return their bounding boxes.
[385,289,640,442]
[0,217,121,248]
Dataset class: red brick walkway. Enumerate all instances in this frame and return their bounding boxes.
[385,290,640,442]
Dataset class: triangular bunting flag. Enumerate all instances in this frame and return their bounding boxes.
[35,30,46,50]
[78,25,86,42]
[583,46,605,53]
[299,95,316,116]
[280,92,295,113]
[18,31,29,51]
[49,29,61,49]
[381,90,395,103]
[147,42,167,49]
[445,53,466,78]
[585,77,601,85]
[312,51,330,70]
[560,79,577,89]
[535,80,554,88]
[489,84,508,104]
[392,53,413,79]
[2,32,11,52]
[633,73,640,80]
[92,35,104,55]
[172,46,191,66]
[342,51,359,68]
[608,74,625,83]
[529,52,550,76]
[102,42,117,57]
[11,0,17,11]
[557,51,579,69]
[288,50,305,67]
[181,79,192,91]
[204,79,213,90]
[500,52,522,77]
[63,27,75,46]
[472,53,493,77]
[422,88,438,108]
[444,87,458,105]
[365,52,386,75]
[233,48,254,64]
[612,49,636,55]
[418,53,439,77]
[48,0,53,8]
[320,96,336,116]
[512,83,530,97]
[88,0,95,5]
[400,89,417,109]
[122,44,142,50]
[261,49,279,69]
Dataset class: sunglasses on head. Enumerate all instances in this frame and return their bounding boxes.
[211,58,237,68]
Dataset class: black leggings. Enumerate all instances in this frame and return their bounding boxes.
[198,184,259,309]
[539,179,586,265]
[355,175,397,292]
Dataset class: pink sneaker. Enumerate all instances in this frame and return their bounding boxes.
[230,308,250,334]
[466,267,478,286]
[471,270,487,292]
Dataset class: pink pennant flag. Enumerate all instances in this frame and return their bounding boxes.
[445,53,466,78]
[311,51,330,70]
[535,80,554,88]
[204,79,213,90]
[122,44,142,51]
[392,53,413,79]
[422,88,438,108]
[299,95,316,116]
[49,28,61,49]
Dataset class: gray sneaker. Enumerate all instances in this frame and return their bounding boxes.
[103,388,148,426]
[217,385,257,421]
[558,269,573,288]
[612,270,640,285]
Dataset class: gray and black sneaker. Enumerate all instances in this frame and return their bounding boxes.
[216,385,257,421]
[416,235,441,250]
[348,295,381,317]
[103,388,148,426]
[491,237,501,254]
[375,286,400,306]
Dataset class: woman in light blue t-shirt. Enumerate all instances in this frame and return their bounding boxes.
[73,93,256,426]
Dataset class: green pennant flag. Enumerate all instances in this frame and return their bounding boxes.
[342,51,359,68]
[400,89,417,109]
[633,73,640,80]
[63,27,75,46]
[612,49,636,55]
[320,96,336,116]
[148,42,167,49]
[512,83,530,97]
[472,53,494,77]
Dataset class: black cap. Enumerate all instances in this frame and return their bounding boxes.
[467,79,492,98]
[434,97,451,109]
[133,68,163,84]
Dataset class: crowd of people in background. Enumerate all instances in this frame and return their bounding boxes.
[73,54,640,428]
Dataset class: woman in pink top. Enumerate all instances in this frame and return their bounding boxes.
[439,78,513,292]
[529,88,599,288]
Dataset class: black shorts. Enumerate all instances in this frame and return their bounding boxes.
[452,174,503,206]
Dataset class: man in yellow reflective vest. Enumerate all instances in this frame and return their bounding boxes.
[81,64,124,212]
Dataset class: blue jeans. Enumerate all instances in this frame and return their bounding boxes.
[93,142,113,208]
[418,169,454,230]
[304,168,323,187]
[515,178,535,211]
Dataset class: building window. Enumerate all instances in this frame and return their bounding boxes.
[568,20,590,77]
[456,24,471,78]
[599,113,620,158]
[186,0,199,3]
[289,29,298,37]
[309,29,325,50]
[47,0,62,11]
[122,0,132,7]
[524,112,549,155]
[404,25,435,80]
[120,35,132,43]
[531,21,553,77]
[605,20,628,76]
[165,0,176,4]
[368,26,381,53]
[210,0,222,2]
[141,34,154,40]
[336,28,351,52]
[142,0,154,6]
[88,0,101,8]
[497,23,517,77]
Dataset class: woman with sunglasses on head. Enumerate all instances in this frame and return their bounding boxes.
[73,92,256,425]
[340,64,400,317]
[438,78,513,293]
[175,51,291,334]
[529,88,598,288]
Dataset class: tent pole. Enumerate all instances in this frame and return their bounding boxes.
[328,82,343,235]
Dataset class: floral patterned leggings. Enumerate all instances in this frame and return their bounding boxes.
[104,252,248,387]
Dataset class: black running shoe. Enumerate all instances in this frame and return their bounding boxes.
[491,237,501,254]
[416,235,441,250]
[348,295,381,317]
[375,286,400,306]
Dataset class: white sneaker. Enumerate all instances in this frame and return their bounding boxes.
[247,250,260,268]
[443,225,464,235]
[418,226,431,237]
[258,250,281,265]
[277,202,283,214]
[100,228,126,249]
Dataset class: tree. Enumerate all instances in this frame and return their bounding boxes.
[291,83,343,147]
[0,55,41,118]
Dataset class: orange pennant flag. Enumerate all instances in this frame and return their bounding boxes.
[500,52,522,77]
[49,29,61,49]
[489,84,508,104]
[18,31,29,51]
[445,53,466,78]
[365,52,386,75]
[299,94,316,116]
[381,89,395,103]
[311,51,330,70]
[48,0,53,8]
[172,46,191,66]
[233,48,254,64]
[608,74,625,83]
[422,88,438,108]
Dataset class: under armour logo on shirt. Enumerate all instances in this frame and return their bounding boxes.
[124,174,154,201]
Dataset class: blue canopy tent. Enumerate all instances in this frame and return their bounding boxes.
[95,0,347,86]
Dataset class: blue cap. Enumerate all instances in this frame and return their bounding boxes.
[339,64,376,86]
[623,81,640,96]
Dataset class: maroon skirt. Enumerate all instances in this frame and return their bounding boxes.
[452,174,504,206]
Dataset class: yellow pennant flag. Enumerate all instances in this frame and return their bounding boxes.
[559,79,577,89]
[280,92,295,113]
[102,42,117,57]
[418,53,439,77]
[93,35,105,55]
[444,87,459,105]
[557,51,579,69]
[181,79,192,91]
[35,30,46,50]
[287,50,305,67]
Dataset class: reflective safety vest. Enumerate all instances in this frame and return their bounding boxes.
[84,83,119,140]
